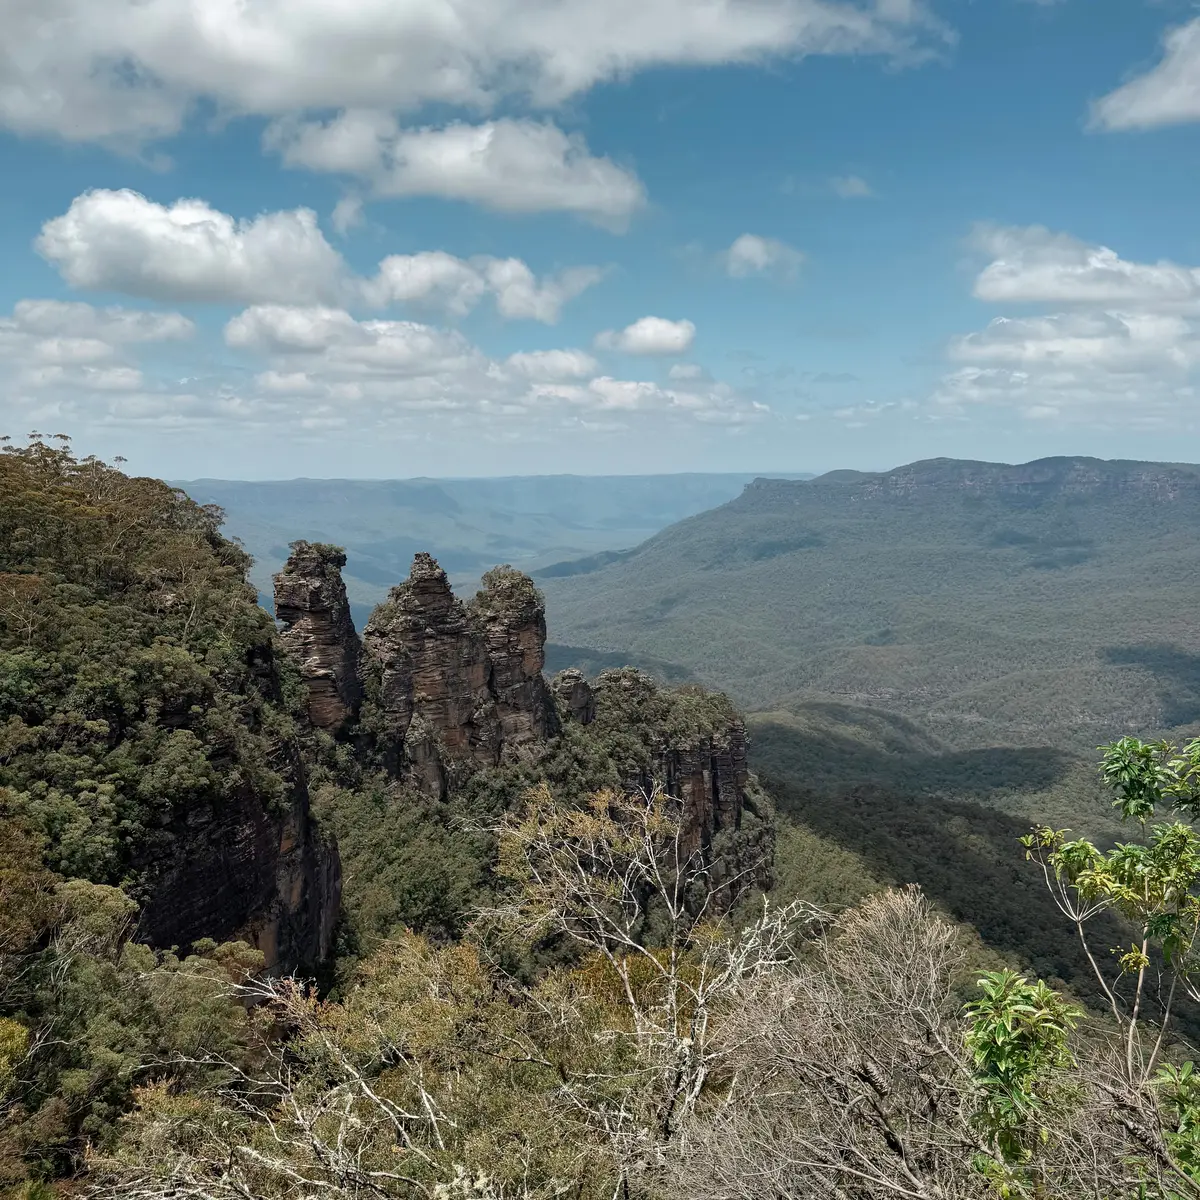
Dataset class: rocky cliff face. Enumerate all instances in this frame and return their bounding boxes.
[136,644,341,975]
[277,547,767,902]
[472,566,560,755]
[274,542,363,733]
[556,667,772,894]
[360,554,558,794]
[136,752,340,973]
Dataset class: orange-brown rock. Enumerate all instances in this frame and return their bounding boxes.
[471,566,559,755]
[362,553,502,789]
[274,541,362,733]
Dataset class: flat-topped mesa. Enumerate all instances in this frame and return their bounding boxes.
[361,553,502,788]
[470,566,560,753]
[274,541,363,734]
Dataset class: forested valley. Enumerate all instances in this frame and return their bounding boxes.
[7,437,1200,1199]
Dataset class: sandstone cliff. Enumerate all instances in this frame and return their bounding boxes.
[359,554,558,794]
[278,547,768,905]
[136,749,340,973]
[135,636,341,974]
[556,666,773,894]
[274,541,363,733]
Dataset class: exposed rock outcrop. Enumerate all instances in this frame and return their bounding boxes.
[360,557,561,794]
[361,554,501,789]
[552,668,596,725]
[588,668,773,895]
[472,567,560,754]
[136,646,341,974]
[274,542,363,733]
[136,755,340,973]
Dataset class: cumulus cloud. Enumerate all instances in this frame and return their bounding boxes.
[505,349,599,380]
[0,299,194,405]
[37,189,602,322]
[830,174,873,197]
[595,316,696,355]
[0,0,951,147]
[970,224,1200,308]
[9,299,194,343]
[37,190,349,306]
[931,224,1200,426]
[1092,18,1200,131]
[269,116,646,228]
[723,233,805,280]
[216,304,762,428]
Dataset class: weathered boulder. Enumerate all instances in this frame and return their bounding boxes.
[274,541,363,734]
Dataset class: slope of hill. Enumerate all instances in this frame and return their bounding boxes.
[539,456,1200,752]
[177,473,809,627]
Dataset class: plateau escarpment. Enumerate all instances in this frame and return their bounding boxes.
[539,454,1200,751]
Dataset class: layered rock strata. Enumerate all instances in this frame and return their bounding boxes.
[274,542,363,733]
[361,555,558,794]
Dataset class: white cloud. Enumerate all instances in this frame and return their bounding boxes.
[269,116,646,228]
[595,316,696,355]
[363,253,603,323]
[9,299,194,343]
[3,294,766,440]
[970,224,1200,308]
[0,299,193,404]
[723,233,805,280]
[331,196,365,235]
[37,189,349,305]
[0,1,951,147]
[830,174,873,197]
[37,189,602,322]
[505,349,599,380]
[932,224,1200,426]
[668,362,707,381]
[531,376,764,423]
[1092,18,1200,131]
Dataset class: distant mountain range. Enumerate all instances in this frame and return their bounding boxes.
[175,472,812,628]
[538,456,1200,753]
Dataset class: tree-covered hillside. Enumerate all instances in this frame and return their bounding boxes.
[540,456,1200,753]
[179,473,808,627]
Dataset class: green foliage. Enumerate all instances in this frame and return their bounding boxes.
[320,668,766,962]
[0,437,319,1185]
[1156,1061,1200,1176]
[0,436,305,892]
[964,970,1081,1163]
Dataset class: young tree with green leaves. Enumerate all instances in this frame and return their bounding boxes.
[1021,734,1200,1193]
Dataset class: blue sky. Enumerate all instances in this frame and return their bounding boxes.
[4,0,1200,478]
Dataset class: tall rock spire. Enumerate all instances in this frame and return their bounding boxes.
[273,541,363,734]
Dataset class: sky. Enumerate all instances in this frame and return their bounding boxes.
[5,1,1200,478]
